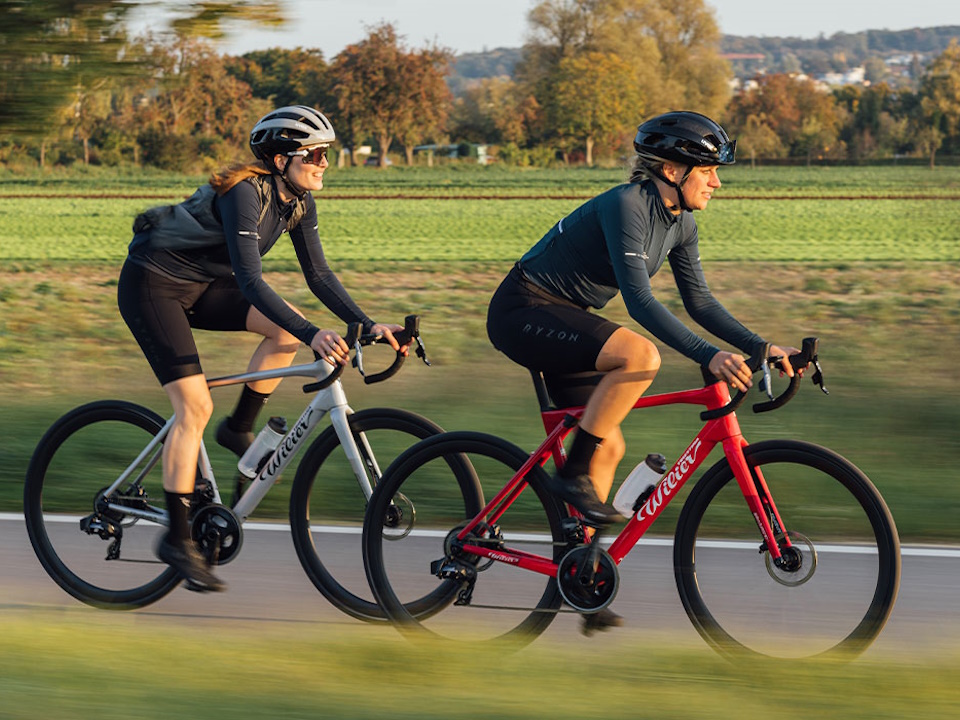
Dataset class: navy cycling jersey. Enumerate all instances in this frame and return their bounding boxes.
[127,177,372,346]
[519,180,763,367]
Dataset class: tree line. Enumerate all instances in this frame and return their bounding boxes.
[2,0,959,172]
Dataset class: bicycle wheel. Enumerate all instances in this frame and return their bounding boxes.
[674,439,900,659]
[24,400,181,609]
[363,431,567,645]
[288,407,443,621]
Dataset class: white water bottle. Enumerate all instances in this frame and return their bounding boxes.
[236,416,288,479]
[613,453,667,518]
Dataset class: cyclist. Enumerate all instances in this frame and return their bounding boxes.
[118,105,405,592]
[486,111,797,632]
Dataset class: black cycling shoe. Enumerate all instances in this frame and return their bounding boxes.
[157,534,226,593]
[582,607,623,637]
[215,417,253,458]
[543,473,621,525]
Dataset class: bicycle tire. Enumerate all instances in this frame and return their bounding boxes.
[674,439,900,659]
[288,407,444,621]
[362,431,567,645]
[24,400,181,609]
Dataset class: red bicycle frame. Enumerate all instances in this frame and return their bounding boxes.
[455,380,791,577]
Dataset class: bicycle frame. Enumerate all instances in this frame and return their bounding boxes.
[455,380,791,577]
[98,357,383,526]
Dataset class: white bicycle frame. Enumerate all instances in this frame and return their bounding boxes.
[98,357,384,526]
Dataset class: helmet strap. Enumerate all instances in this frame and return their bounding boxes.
[273,155,309,200]
[652,163,694,212]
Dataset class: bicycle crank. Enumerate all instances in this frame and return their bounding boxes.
[557,544,619,613]
[191,504,243,565]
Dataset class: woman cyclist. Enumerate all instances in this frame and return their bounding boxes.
[486,111,797,632]
[118,106,405,591]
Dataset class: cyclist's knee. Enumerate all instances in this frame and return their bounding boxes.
[600,329,660,373]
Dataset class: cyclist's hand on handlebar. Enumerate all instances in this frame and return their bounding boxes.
[369,323,409,356]
[310,329,350,366]
[709,351,753,392]
[769,344,801,378]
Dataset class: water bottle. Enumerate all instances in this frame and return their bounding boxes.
[613,453,667,518]
[236,416,288,479]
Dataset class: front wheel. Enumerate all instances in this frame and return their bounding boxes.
[23,401,181,609]
[288,408,443,621]
[674,439,900,659]
[362,431,567,646]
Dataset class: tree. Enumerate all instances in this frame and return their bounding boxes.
[331,24,452,168]
[551,51,642,164]
[726,73,841,160]
[451,77,539,146]
[517,0,730,149]
[918,40,960,167]
[0,0,135,137]
[0,1,286,140]
[224,47,332,110]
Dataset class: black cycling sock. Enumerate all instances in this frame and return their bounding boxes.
[561,428,604,478]
[165,491,192,544]
[227,385,270,433]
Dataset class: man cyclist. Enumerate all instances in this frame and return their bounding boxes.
[118,106,405,591]
[486,111,797,633]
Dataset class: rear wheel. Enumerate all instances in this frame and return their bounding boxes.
[363,431,568,645]
[24,401,181,609]
[674,440,900,659]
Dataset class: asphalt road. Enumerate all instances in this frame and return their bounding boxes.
[3,514,959,657]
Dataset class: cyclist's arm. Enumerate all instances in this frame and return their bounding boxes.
[602,198,720,367]
[289,198,375,333]
[668,229,764,355]
[220,181,321,345]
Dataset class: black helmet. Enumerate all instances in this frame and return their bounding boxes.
[249,105,336,164]
[633,111,736,167]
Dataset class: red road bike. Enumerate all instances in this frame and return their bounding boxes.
[362,339,900,659]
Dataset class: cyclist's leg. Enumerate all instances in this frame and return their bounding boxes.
[188,278,300,452]
[581,327,660,501]
[117,262,225,591]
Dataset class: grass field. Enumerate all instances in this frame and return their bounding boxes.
[1,166,958,542]
[1,615,959,720]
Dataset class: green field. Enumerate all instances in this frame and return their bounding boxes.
[1,615,958,720]
[1,165,958,542]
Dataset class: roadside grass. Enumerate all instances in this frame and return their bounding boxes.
[1,262,958,541]
[0,614,957,720]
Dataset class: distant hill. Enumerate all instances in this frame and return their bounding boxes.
[447,26,960,93]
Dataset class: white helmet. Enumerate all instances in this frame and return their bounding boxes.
[249,105,335,163]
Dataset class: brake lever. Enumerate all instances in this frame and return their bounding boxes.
[811,359,828,395]
[413,335,431,366]
[759,358,775,401]
[353,337,366,377]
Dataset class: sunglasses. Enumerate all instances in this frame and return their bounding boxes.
[288,147,328,165]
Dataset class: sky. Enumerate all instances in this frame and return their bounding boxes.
[180,0,960,58]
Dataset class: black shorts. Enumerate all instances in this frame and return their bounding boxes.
[486,264,620,407]
[117,259,251,385]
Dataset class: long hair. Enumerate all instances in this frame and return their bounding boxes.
[209,160,272,196]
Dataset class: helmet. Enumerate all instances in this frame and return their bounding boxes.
[249,105,336,164]
[633,111,736,167]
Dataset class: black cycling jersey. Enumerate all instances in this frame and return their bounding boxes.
[127,176,372,346]
[517,180,763,366]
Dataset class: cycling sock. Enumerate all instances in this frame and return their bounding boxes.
[561,428,604,478]
[164,491,192,544]
[227,385,270,433]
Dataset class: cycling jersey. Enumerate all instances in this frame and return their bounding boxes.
[126,175,372,346]
[517,179,763,366]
